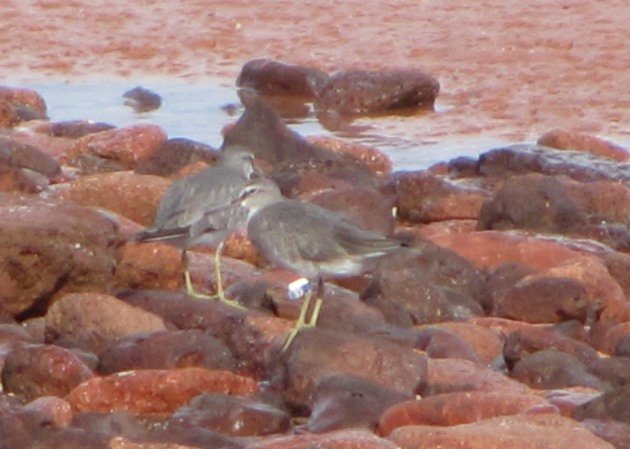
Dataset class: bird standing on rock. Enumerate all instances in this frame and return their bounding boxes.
[135,146,258,308]
[237,178,405,350]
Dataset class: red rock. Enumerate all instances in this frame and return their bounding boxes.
[0,193,120,317]
[544,388,602,417]
[0,97,21,127]
[65,368,257,414]
[388,413,614,449]
[395,171,488,223]
[134,137,218,177]
[581,419,630,449]
[424,230,584,271]
[4,127,76,159]
[172,393,291,436]
[538,129,630,162]
[49,171,171,226]
[0,163,41,192]
[247,429,400,449]
[0,135,61,178]
[308,135,393,176]
[108,436,209,449]
[45,292,168,354]
[62,123,167,171]
[2,342,94,400]
[379,391,556,434]
[573,384,630,424]
[280,328,427,410]
[34,119,115,138]
[591,321,630,354]
[425,358,531,396]
[237,58,329,98]
[414,327,485,364]
[22,396,74,428]
[0,86,47,119]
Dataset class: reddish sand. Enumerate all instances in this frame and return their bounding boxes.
[1,0,628,146]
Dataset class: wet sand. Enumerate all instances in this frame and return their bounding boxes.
[2,0,628,147]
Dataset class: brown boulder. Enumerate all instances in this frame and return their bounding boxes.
[134,137,218,177]
[0,193,120,317]
[0,86,47,122]
[538,129,630,162]
[574,384,630,424]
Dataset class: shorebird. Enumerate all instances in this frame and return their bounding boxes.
[136,146,257,308]
[238,178,404,349]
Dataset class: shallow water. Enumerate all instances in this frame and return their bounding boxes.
[27,79,514,171]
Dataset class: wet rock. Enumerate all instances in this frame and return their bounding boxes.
[314,69,439,119]
[278,328,427,411]
[379,391,555,434]
[48,171,171,226]
[511,349,607,390]
[134,137,218,177]
[172,393,290,436]
[0,85,47,122]
[306,374,410,432]
[493,275,590,324]
[502,325,599,369]
[0,136,62,179]
[0,193,120,318]
[388,414,614,449]
[2,342,94,401]
[574,384,630,424]
[424,358,531,396]
[65,368,257,414]
[247,429,399,449]
[237,58,329,98]
[476,143,630,183]
[45,292,168,354]
[307,136,393,176]
[99,329,236,374]
[123,86,162,113]
[62,123,167,173]
[362,244,488,326]
[581,419,630,449]
[395,170,489,223]
[478,173,630,250]
[308,185,395,235]
[538,129,630,162]
[424,229,584,272]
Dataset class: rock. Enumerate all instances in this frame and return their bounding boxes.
[511,349,607,390]
[0,135,62,179]
[308,185,395,235]
[581,419,630,449]
[425,358,531,396]
[0,97,21,127]
[108,437,203,449]
[22,396,74,428]
[237,59,329,98]
[0,193,120,318]
[2,342,94,401]
[172,393,290,436]
[544,388,602,417]
[362,244,488,326]
[0,163,43,193]
[45,292,168,354]
[99,329,237,374]
[379,391,556,434]
[423,229,584,272]
[475,143,630,183]
[388,413,615,449]
[48,171,171,226]
[314,69,439,119]
[247,429,400,449]
[395,170,489,223]
[123,86,162,112]
[413,327,485,364]
[538,129,630,162]
[62,124,167,173]
[588,356,630,388]
[278,328,427,410]
[307,136,393,176]
[0,85,47,122]
[477,174,630,251]
[65,368,257,414]
[43,120,116,138]
[134,138,218,177]
[574,384,630,424]
[306,374,410,432]
[492,275,590,324]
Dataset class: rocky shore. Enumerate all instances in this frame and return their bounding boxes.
[0,59,629,449]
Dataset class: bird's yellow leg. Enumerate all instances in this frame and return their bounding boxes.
[282,292,313,352]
